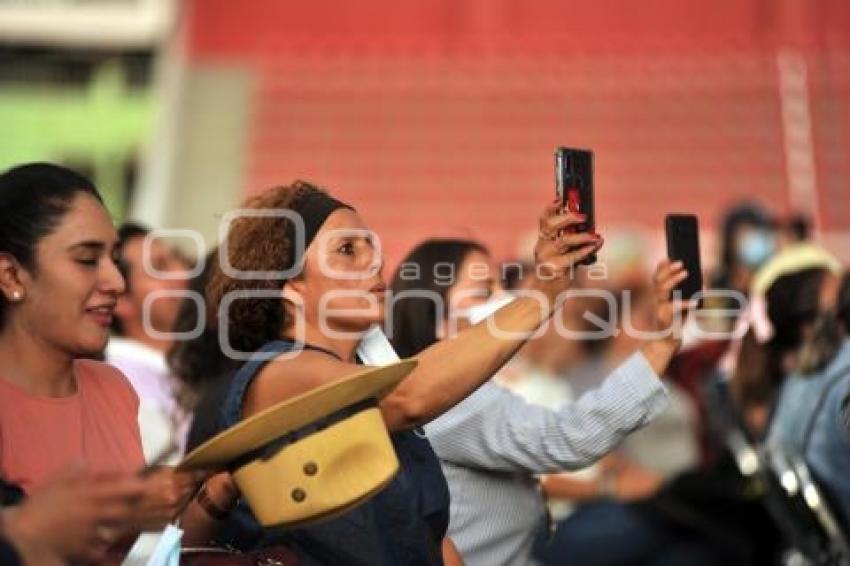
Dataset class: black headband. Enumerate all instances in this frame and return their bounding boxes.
[293,191,354,249]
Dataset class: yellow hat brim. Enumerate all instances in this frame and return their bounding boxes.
[178,359,417,471]
[752,243,842,297]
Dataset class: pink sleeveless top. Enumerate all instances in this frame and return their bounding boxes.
[0,359,144,493]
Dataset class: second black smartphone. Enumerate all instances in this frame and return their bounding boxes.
[665,214,703,300]
[554,146,595,265]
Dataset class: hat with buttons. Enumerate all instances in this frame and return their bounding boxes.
[179,360,416,528]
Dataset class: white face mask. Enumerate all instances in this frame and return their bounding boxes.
[457,294,516,325]
[125,525,183,566]
[736,230,777,268]
[356,324,401,366]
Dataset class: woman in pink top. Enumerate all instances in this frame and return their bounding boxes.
[0,359,144,493]
[0,163,203,557]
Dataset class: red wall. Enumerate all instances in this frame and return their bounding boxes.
[184,0,850,268]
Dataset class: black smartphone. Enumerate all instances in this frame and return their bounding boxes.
[554,146,596,265]
[665,214,703,300]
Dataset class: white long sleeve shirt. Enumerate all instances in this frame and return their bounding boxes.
[424,350,669,565]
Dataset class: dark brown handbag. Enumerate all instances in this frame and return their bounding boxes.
[180,545,298,566]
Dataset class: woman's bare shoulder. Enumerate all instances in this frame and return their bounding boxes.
[243,351,362,416]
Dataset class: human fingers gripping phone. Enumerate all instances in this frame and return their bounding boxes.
[534,202,602,288]
[554,146,596,266]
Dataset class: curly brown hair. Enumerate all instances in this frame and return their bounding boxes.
[206,180,327,355]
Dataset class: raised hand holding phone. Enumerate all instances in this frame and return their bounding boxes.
[554,146,596,266]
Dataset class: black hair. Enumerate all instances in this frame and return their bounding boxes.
[167,248,240,410]
[111,222,151,336]
[389,238,488,358]
[733,267,827,404]
[766,267,828,352]
[114,221,151,290]
[0,162,103,330]
[712,203,774,289]
[786,214,812,243]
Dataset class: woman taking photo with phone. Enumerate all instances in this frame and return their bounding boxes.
[194,179,688,565]
[388,238,691,564]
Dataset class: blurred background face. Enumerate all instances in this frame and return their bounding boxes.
[16,193,125,355]
[445,250,502,315]
[733,224,777,271]
[293,208,386,333]
[440,250,503,338]
[116,236,189,335]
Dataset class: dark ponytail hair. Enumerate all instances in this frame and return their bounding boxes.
[0,162,103,328]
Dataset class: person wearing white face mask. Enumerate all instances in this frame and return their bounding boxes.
[389,238,695,566]
[707,204,778,327]
[736,228,777,272]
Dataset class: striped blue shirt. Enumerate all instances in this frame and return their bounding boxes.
[423,350,669,565]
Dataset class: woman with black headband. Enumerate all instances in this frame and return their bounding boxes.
[195,180,688,565]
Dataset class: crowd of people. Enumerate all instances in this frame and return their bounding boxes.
[0,162,847,565]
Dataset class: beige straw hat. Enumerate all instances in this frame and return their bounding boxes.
[179,359,417,528]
